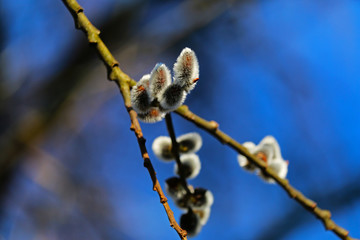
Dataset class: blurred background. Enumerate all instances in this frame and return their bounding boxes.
[1,0,360,239]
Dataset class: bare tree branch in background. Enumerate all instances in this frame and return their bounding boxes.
[23,147,135,240]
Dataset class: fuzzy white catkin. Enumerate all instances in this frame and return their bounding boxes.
[159,83,186,112]
[174,153,201,179]
[165,177,187,200]
[204,190,214,208]
[195,207,211,226]
[237,142,257,172]
[137,107,165,123]
[191,189,214,210]
[177,132,203,154]
[238,136,288,183]
[180,211,202,237]
[258,159,288,183]
[152,136,173,161]
[173,47,199,92]
[130,74,151,114]
[149,63,171,101]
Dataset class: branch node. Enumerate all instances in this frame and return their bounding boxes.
[109,68,118,81]
[325,220,335,230]
[87,27,100,43]
[72,4,83,13]
[323,210,332,219]
[290,191,297,199]
[182,105,189,111]
[112,62,119,68]
[88,34,98,44]
[125,105,133,113]
[160,196,168,204]
[209,120,219,130]
[181,230,188,238]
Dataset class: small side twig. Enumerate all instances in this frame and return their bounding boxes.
[175,105,356,240]
[165,113,192,195]
[61,0,187,239]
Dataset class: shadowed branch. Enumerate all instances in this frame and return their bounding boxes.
[165,113,192,195]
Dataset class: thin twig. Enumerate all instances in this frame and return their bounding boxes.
[165,113,192,195]
[61,0,187,239]
[175,105,357,240]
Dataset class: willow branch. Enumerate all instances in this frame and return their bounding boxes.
[61,1,187,239]
[165,113,192,195]
[174,105,356,240]
[61,0,356,239]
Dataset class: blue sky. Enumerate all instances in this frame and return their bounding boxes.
[1,0,360,239]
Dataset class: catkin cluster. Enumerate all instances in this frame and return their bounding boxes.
[152,133,214,237]
[131,48,199,123]
[238,136,288,183]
